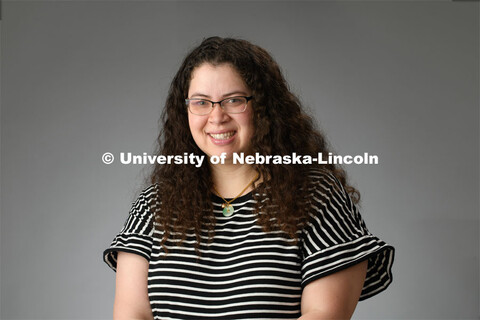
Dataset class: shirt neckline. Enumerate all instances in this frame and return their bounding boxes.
[211,189,254,204]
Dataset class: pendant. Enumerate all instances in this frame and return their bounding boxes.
[222,204,234,217]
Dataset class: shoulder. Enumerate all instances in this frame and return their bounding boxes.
[303,168,357,222]
[306,168,348,197]
[135,184,161,202]
[129,184,161,218]
[137,183,160,200]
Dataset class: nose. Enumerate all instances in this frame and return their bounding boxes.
[208,103,229,124]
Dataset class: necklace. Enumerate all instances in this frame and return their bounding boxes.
[213,171,259,217]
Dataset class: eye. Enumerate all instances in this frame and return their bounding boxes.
[191,99,208,106]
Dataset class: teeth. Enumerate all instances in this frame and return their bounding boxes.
[210,131,235,139]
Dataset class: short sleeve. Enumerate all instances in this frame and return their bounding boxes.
[301,171,395,300]
[103,185,158,272]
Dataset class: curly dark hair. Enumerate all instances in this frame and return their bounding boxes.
[150,36,359,248]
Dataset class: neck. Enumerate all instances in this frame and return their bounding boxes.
[210,163,260,198]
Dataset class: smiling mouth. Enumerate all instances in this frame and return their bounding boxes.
[208,131,236,140]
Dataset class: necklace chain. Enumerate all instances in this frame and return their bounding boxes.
[213,171,259,217]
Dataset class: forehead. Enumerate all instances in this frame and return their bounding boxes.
[188,63,250,97]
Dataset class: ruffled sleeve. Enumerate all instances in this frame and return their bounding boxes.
[301,170,395,300]
[103,185,158,272]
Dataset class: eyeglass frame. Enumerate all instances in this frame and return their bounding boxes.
[185,96,254,115]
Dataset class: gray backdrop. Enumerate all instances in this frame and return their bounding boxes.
[1,1,478,319]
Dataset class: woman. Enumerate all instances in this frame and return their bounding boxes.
[104,37,394,320]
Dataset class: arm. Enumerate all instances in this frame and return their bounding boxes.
[299,260,368,320]
[113,251,154,320]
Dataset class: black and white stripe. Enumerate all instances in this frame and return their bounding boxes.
[104,170,394,319]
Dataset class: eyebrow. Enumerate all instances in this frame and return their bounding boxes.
[189,91,249,99]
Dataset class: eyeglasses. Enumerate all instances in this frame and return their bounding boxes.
[185,96,254,116]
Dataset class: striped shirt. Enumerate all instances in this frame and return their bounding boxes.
[104,170,394,319]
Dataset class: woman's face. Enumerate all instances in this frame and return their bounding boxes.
[187,63,254,161]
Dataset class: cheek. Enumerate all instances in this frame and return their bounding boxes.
[188,114,199,133]
[188,115,207,141]
[187,114,194,133]
[241,111,255,137]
